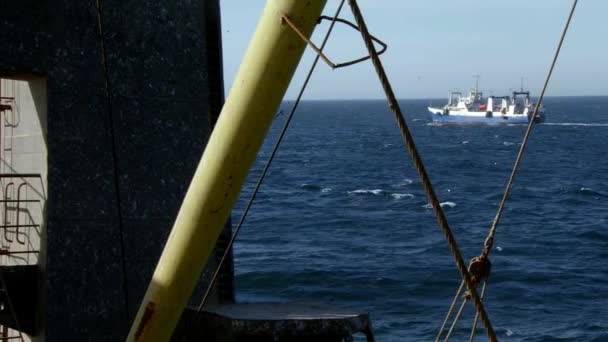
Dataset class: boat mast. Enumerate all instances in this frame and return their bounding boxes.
[473,74,480,97]
[126,1,327,341]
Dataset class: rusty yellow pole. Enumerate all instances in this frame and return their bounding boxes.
[127,1,327,340]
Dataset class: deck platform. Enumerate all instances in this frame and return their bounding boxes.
[174,302,374,342]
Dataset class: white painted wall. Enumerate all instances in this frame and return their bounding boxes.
[0,77,47,341]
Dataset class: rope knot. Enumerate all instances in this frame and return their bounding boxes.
[464,256,491,299]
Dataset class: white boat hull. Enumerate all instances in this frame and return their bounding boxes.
[428,107,539,124]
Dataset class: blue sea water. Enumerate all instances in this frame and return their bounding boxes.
[232,97,608,341]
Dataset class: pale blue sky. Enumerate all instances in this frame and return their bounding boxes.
[220,1,607,100]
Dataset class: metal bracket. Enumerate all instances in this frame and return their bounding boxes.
[281,14,388,69]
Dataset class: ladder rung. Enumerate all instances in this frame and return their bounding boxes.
[0,251,38,255]
[0,174,40,179]
[0,200,40,203]
[0,225,39,229]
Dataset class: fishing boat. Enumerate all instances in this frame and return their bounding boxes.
[428,81,545,124]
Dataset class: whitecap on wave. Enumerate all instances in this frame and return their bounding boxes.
[393,179,413,187]
[301,184,333,193]
[391,193,414,200]
[423,201,456,209]
[347,189,384,195]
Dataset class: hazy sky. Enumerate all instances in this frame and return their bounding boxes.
[220,1,607,100]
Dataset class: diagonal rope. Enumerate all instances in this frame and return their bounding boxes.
[439,1,578,339]
[196,0,347,313]
[479,0,579,262]
[444,297,468,342]
[95,0,131,325]
[439,278,489,342]
[346,1,496,341]
[436,280,464,342]
[469,280,489,342]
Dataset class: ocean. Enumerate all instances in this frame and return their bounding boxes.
[232,97,608,341]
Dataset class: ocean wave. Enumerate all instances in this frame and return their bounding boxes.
[391,193,414,200]
[301,183,321,191]
[347,189,384,195]
[301,184,334,194]
[422,201,456,209]
[580,187,608,197]
[544,122,608,127]
[393,179,414,187]
[347,188,414,199]
[239,98,608,341]
[575,230,608,242]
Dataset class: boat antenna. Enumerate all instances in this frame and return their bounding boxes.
[520,76,524,91]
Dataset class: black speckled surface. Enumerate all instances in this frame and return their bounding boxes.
[0,0,46,76]
[1,0,231,340]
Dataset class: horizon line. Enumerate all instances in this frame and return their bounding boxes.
[283,94,608,102]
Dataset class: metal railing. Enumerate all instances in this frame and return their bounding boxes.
[0,174,43,261]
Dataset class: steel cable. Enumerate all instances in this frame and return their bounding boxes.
[480,0,579,262]
[439,1,578,339]
[347,0,496,340]
[95,0,131,325]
